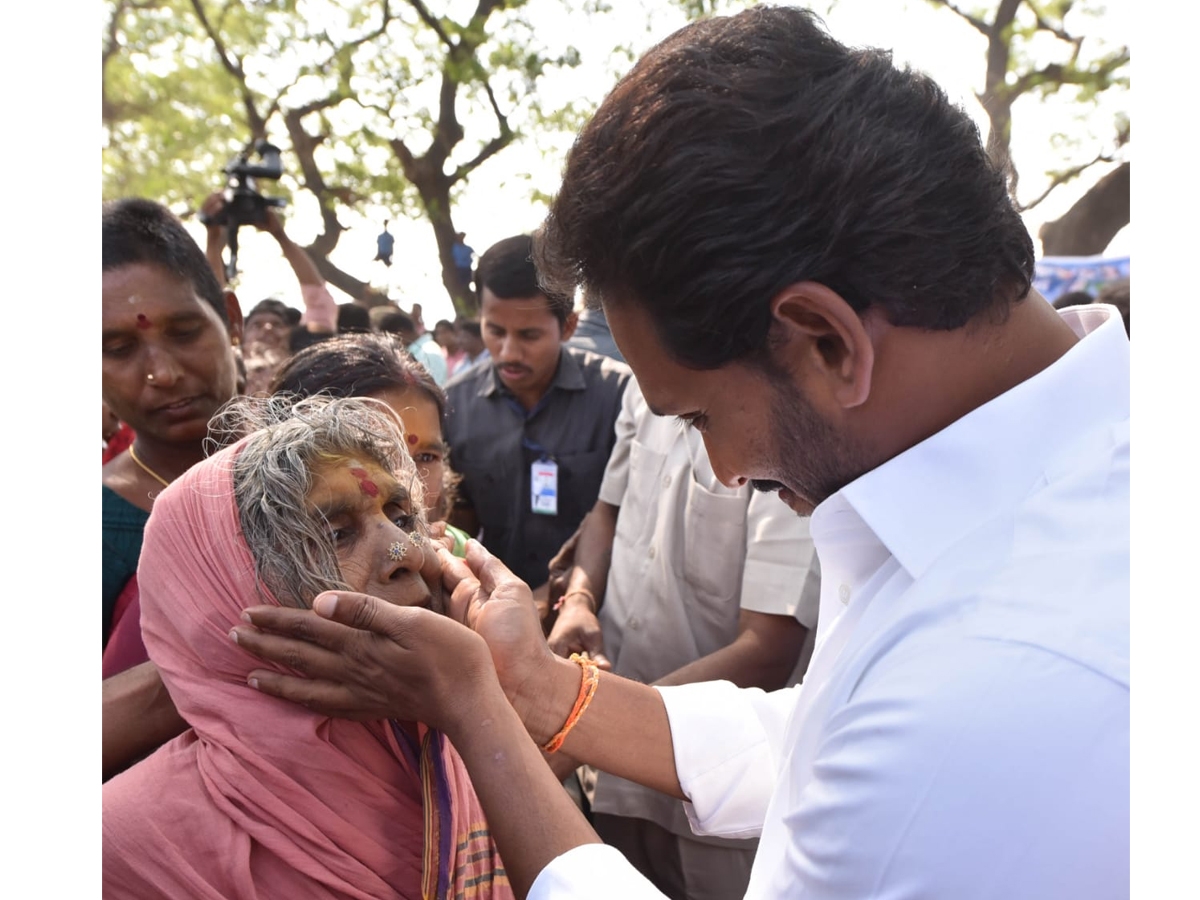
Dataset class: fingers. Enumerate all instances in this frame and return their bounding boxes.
[438,545,478,595]
[245,670,378,720]
[439,548,489,628]
[240,604,358,652]
[310,591,421,644]
[581,633,612,672]
[418,542,444,599]
[230,622,352,682]
[546,623,572,658]
[425,521,454,553]
[464,539,526,595]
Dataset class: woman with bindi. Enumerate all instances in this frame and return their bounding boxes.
[104,332,471,774]
[101,198,243,653]
[270,331,470,552]
[103,395,512,900]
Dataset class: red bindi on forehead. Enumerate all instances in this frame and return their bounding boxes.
[349,467,379,497]
[136,314,152,329]
[406,433,419,446]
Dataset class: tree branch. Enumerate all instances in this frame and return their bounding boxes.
[925,0,990,36]
[283,107,346,256]
[189,0,266,136]
[405,0,455,48]
[447,76,513,184]
[991,0,1024,35]
[1006,46,1129,100]
[1030,9,1079,47]
[450,130,515,184]
[1018,150,1115,212]
[480,77,509,133]
[389,137,418,174]
[337,0,395,54]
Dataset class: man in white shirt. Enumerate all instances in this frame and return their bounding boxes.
[234,8,1128,899]
[547,378,820,899]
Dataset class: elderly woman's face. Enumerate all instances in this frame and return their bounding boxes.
[306,456,443,612]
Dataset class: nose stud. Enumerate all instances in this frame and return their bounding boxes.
[146,373,155,382]
[409,532,424,545]
[387,540,408,562]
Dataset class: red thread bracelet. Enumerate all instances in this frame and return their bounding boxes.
[552,588,596,613]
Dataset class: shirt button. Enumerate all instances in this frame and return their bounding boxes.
[629,616,641,630]
[648,546,657,559]
[663,475,672,488]
[839,584,851,605]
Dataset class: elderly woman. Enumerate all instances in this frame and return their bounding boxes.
[102,396,511,900]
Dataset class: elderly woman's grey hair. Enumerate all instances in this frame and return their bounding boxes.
[207,394,427,608]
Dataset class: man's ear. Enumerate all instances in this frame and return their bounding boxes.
[224,290,244,346]
[560,310,580,343]
[769,282,876,409]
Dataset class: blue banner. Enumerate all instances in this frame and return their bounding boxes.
[1034,255,1130,304]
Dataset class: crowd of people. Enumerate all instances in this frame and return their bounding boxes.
[101,6,1128,900]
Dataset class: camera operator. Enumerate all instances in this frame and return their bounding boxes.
[200,193,338,395]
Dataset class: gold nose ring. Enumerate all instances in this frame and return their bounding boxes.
[387,540,408,562]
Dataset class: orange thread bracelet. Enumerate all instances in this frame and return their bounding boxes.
[542,653,600,754]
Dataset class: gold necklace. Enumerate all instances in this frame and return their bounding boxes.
[128,443,172,488]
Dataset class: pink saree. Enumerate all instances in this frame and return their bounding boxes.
[102,441,511,900]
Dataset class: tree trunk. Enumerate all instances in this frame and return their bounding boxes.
[1038,162,1130,257]
[401,158,479,318]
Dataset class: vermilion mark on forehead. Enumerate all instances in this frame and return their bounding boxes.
[406,433,419,446]
[349,467,379,497]
[136,314,152,329]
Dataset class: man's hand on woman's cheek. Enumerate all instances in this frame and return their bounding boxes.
[230,592,496,733]
[438,540,562,728]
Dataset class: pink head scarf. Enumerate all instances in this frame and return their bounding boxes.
[102,440,510,900]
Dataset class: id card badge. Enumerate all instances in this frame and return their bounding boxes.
[531,459,559,516]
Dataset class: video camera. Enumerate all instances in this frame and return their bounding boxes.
[199,139,287,281]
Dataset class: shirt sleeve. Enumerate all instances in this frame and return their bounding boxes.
[298,283,338,332]
[738,494,821,628]
[529,844,667,899]
[408,340,448,386]
[657,680,800,839]
[597,377,642,507]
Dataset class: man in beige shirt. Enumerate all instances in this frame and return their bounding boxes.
[548,377,821,900]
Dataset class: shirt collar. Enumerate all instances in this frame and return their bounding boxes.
[477,346,586,400]
[813,305,1130,580]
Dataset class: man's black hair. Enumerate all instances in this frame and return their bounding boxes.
[535,6,1035,370]
[102,198,230,326]
[377,310,416,336]
[246,298,298,327]
[337,302,372,334]
[476,234,574,327]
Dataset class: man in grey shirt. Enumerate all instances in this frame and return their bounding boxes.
[444,234,630,603]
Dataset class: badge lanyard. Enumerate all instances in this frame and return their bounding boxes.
[504,394,559,516]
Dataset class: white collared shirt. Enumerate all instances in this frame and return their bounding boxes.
[530,306,1129,899]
